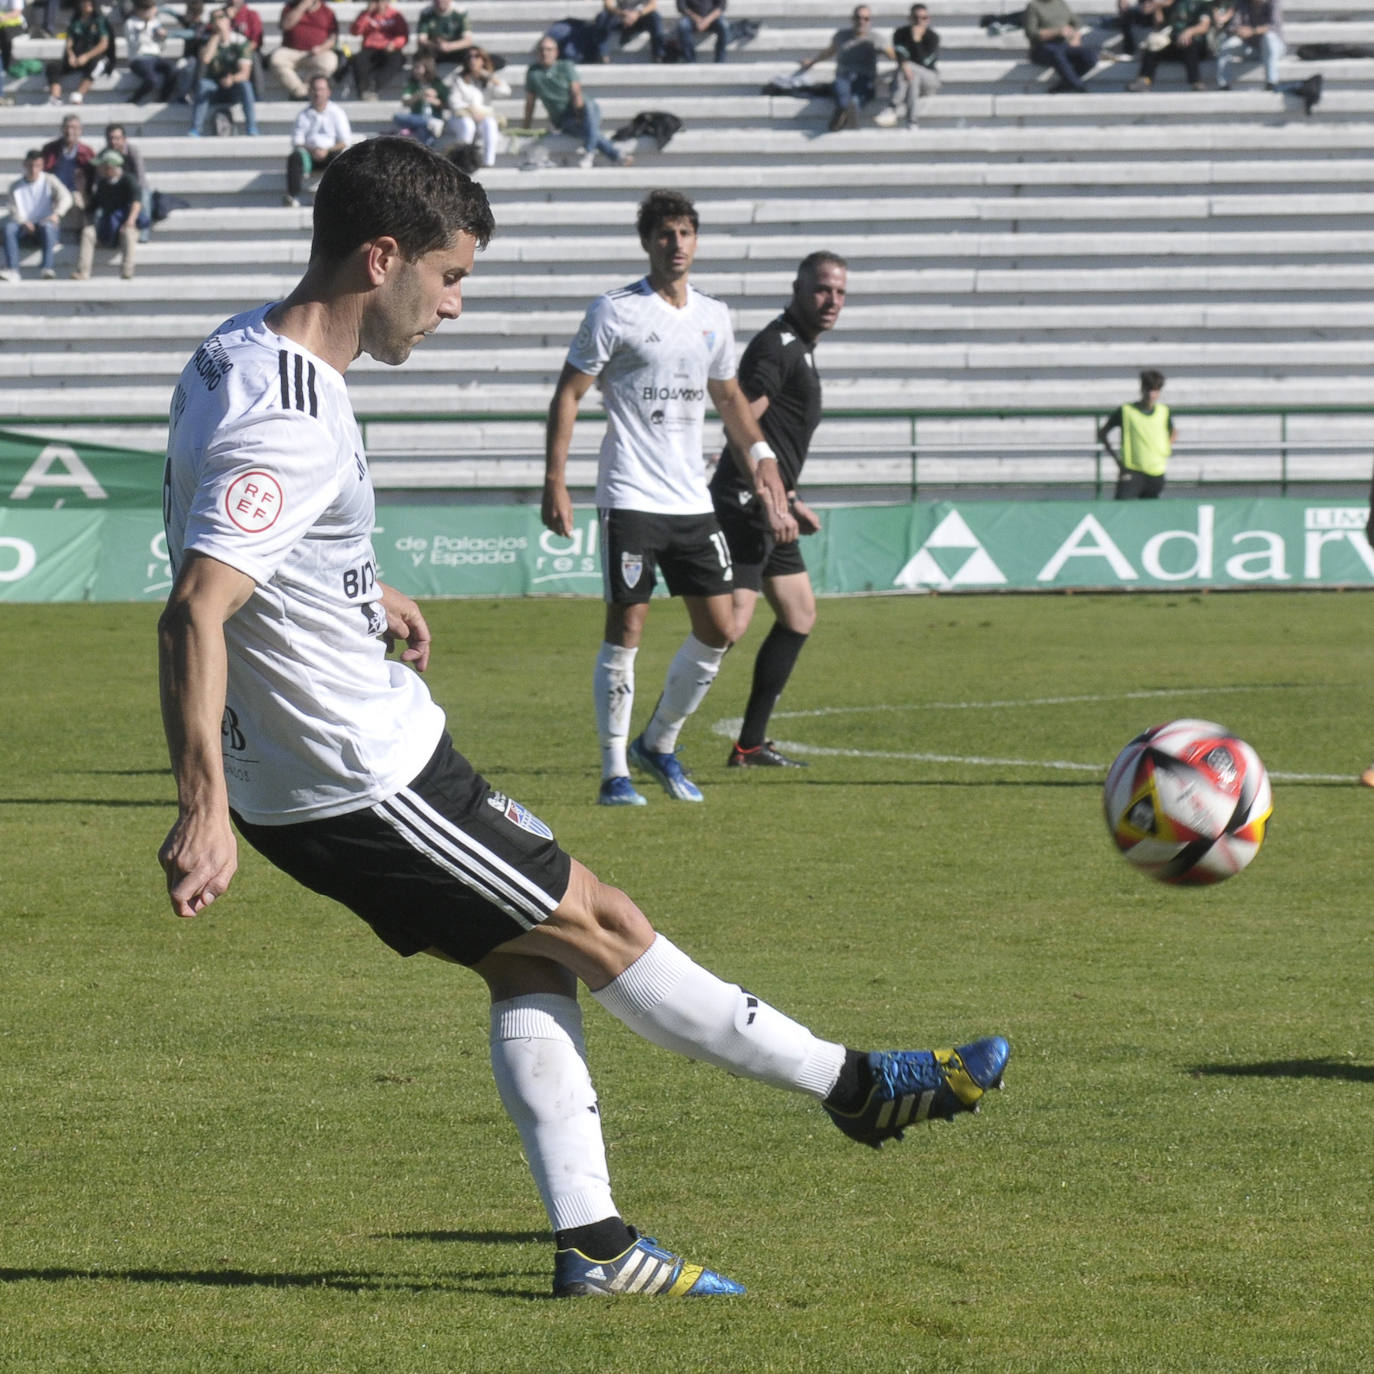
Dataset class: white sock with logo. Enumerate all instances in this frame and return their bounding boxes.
[489,994,619,1232]
[643,634,727,755]
[594,641,637,780]
[591,935,846,1098]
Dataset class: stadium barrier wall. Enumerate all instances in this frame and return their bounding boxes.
[3,498,1373,602]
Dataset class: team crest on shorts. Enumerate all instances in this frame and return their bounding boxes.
[621,551,643,588]
[486,791,554,840]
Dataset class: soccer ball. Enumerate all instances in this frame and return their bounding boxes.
[1103,719,1272,886]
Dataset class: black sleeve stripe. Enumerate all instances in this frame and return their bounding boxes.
[277,350,320,417]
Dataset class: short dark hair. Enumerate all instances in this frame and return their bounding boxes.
[636,189,699,244]
[24,148,42,162]
[1140,368,1166,392]
[105,122,125,139]
[310,137,495,265]
[796,250,848,285]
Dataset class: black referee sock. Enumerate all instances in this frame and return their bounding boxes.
[556,1216,636,1261]
[823,1048,873,1114]
[738,624,809,751]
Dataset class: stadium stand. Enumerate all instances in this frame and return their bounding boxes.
[1,0,1372,492]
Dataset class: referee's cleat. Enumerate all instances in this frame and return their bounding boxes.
[824,1036,1010,1149]
[629,734,704,802]
[727,740,809,769]
[553,1229,745,1297]
[598,775,647,807]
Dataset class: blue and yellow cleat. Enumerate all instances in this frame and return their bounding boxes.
[598,775,647,807]
[825,1036,1010,1149]
[628,734,704,802]
[553,1230,745,1297]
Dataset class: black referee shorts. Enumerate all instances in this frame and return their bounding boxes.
[713,491,807,593]
[233,734,572,966]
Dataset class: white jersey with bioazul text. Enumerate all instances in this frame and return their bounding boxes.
[162,303,445,826]
[566,277,737,515]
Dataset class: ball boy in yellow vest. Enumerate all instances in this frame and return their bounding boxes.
[1098,368,1176,499]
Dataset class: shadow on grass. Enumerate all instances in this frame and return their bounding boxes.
[1190,1057,1374,1083]
[382,1230,549,1245]
[0,798,169,808]
[0,1264,541,1300]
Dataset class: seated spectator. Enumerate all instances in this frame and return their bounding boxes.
[224,0,265,97]
[347,0,408,99]
[46,0,115,105]
[0,0,25,106]
[675,0,728,64]
[188,6,260,135]
[415,0,474,71]
[874,3,939,128]
[1107,0,1166,60]
[268,0,338,99]
[796,5,893,130]
[124,0,179,103]
[1212,0,1281,88]
[1023,0,1098,93]
[522,34,631,168]
[594,0,665,63]
[284,73,349,204]
[2,149,72,282]
[72,148,140,280]
[167,0,209,102]
[102,123,152,238]
[1126,0,1210,90]
[40,113,94,230]
[447,45,508,166]
[392,53,450,145]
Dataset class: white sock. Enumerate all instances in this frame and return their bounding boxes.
[594,641,637,779]
[489,994,618,1232]
[643,634,727,754]
[591,935,845,1099]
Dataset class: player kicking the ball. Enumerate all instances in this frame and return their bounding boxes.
[157,141,1009,1299]
[542,189,798,807]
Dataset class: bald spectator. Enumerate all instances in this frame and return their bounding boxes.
[284,73,350,205]
[40,113,94,231]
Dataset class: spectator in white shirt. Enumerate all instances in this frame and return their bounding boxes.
[284,74,351,206]
[125,0,179,103]
[446,46,508,167]
[3,149,73,280]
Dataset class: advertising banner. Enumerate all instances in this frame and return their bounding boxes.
[0,431,165,509]
[1,498,1371,603]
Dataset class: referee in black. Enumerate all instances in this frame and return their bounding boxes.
[711,251,848,768]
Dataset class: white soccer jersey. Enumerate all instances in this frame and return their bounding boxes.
[566,278,737,515]
[163,304,445,826]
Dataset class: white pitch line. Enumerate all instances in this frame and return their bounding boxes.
[710,689,1351,782]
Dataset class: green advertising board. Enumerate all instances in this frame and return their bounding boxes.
[1,498,1371,603]
[0,430,165,509]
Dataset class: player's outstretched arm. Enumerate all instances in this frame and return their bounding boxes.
[542,363,597,536]
[157,552,254,919]
[379,581,431,672]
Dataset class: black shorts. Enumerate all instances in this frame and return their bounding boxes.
[599,507,734,604]
[233,734,572,966]
[713,490,807,593]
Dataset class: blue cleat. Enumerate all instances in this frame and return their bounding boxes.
[629,733,704,802]
[825,1036,1010,1149]
[598,775,647,807]
[553,1229,745,1297]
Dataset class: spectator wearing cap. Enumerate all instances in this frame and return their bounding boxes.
[72,148,141,280]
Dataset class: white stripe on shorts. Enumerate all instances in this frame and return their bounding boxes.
[373,786,562,930]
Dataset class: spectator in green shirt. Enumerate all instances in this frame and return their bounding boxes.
[522,34,630,169]
[416,0,474,71]
[45,0,114,105]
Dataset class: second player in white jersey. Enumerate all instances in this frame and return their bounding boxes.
[566,277,736,515]
[162,303,444,825]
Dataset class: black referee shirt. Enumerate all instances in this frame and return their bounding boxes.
[711,306,823,500]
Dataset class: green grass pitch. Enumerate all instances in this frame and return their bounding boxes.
[2,590,1371,1373]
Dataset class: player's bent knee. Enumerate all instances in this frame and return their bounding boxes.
[528,860,656,986]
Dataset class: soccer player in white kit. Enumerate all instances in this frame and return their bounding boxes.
[542,189,799,807]
[157,141,1008,1298]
